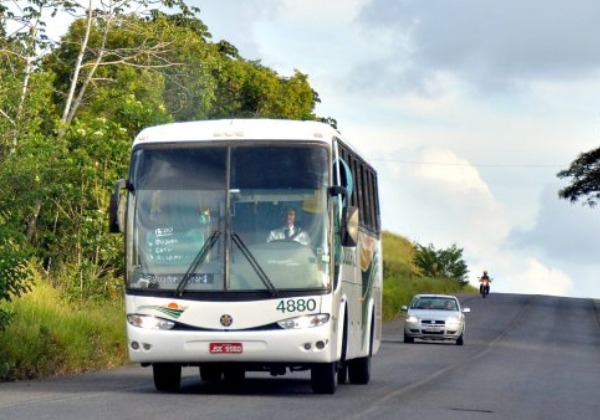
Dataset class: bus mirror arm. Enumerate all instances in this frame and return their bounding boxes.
[328,185,348,200]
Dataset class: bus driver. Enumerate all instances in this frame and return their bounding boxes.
[266,207,310,246]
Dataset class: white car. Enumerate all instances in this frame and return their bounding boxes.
[402,294,470,345]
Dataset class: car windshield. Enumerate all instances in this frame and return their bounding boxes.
[411,297,458,311]
[125,144,331,293]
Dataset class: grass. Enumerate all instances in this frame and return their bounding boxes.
[0,281,127,381]
[0,230,475,381]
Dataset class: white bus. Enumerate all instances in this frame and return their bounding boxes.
[110,119,382,394]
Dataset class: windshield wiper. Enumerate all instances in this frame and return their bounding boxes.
[232,232,278,297]
[174,230,221,297]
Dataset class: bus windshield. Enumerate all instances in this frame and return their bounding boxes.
[126,144,331,294]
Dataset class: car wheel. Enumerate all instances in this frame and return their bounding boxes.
[456,334,464,346]
[404,333,414,344]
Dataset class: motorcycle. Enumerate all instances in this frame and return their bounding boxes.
[479,278,491,298]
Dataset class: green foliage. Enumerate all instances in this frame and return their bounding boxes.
[209,60,317,119]
[0,281,127,381]
[0,210,33,331]
[382,232,475,320]
[557,146,600,207]
[413,243,469,284]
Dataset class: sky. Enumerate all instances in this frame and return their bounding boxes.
[187,0,600,299]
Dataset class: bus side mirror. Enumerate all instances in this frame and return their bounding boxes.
[341,206,358,247]
[328,186,358,247]
[109,179,127,233]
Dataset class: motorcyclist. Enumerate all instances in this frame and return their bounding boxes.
[479,270,492,296]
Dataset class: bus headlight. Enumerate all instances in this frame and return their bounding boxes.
[278,314,330,329]
[127,314,175,330]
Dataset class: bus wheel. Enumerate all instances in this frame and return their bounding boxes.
[200,365,222,382]
[348,356,371,385]
[153,363,181,392]
[311,362,337,394]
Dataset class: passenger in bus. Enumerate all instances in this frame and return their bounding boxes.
[266,207,311,246]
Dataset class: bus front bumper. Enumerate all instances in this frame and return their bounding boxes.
[127,325,337,364]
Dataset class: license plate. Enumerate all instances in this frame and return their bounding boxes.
[425,327,442,332]
[209,342,243,354]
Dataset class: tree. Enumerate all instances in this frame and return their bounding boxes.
[43,1,199,137]
[557,146,600,206]
[413,243,469,285]
[0,0,60,154]
[0,220,32,331]
[208,56,318,120]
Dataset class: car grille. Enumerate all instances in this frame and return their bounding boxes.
[421,320,445,326]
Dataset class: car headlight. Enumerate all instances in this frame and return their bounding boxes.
[406,315,419,323]
[446,317,461,326]
[278,313,330,329]
[127,314,175,330]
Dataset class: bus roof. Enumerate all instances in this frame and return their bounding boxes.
[133,119,343,146]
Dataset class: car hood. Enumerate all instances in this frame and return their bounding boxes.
[407,309,460,319]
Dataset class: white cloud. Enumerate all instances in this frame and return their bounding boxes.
[413,148,492,195]
[512,184,600,263]
[379,147,510,254]
[282,0,366,23]
[378,147,591,298]
[488,257,574,297]
[192,0,286,59]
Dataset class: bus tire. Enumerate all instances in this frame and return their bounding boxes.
[348,356,371,384]
[153,363,181,392]
[348,316,373,385]
[311,362,337,394]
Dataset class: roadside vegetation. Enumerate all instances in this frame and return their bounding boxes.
[0,280,127,381]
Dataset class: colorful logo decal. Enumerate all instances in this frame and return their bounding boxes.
[138,302,187,319]
[359,232,381,348]
[359,235,375,272]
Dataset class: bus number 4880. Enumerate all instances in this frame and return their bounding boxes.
[276,298,317,313]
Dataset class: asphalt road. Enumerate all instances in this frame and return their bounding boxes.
[1,293,599,420]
